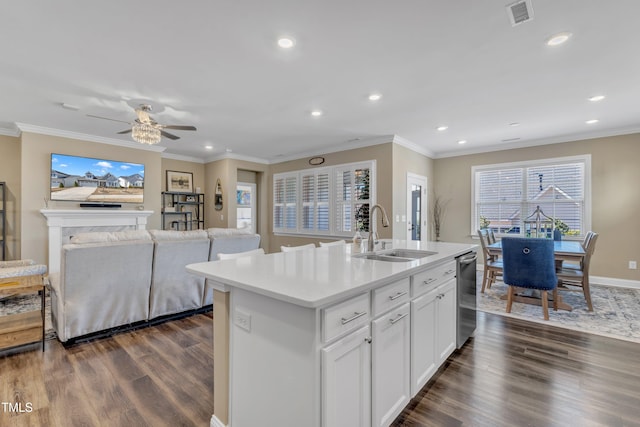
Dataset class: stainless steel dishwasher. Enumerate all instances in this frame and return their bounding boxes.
[456,251,477,348]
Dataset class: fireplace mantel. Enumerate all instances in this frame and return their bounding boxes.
[41,209,154,274]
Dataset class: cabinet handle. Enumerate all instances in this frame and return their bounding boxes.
[341,311,367,325]
[389,312,409,324]
[364,337,372,344]
[437,293,445,299]
[444,269,456,275]
[388,290,408,301]
[422,278,437,285]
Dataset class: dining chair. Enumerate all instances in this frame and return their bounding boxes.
[218,248,266,260]
[280,243,316,252]
[502,237,558,320]
[319,240,346,247]
[556,232,598,311]
[477,229,503,293]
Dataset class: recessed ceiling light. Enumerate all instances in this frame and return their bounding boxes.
[436,125,449,131]
[368,93,382,101]
[509,122,520,127]
[457,140,467,145]
[277,37,295,49]
[311,110,323,117]
[588,95,605,102]
[205,145,213,150]
[546,32,572,46]
[585,119,599,124]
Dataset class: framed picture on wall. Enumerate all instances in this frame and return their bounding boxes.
[166,170,194,193]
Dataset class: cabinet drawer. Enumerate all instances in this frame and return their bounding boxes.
[412,260,456,298]
[372,277,410,317]
[322,293,370,343]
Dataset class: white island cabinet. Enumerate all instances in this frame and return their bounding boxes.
[186,241,477,427]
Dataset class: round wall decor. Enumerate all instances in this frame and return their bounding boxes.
[309,156,325,166]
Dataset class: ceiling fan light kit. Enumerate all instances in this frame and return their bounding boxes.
[132,122,161,145]
[88,103,196,145]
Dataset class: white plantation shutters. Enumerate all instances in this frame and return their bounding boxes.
[273,161,375,236]
[301,171,330,233]
[334,165,372,234]
[473,156,590,237]
[273,173,297,233]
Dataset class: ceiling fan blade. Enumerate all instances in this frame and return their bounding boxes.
[87,114,131,125]
[117,129,132,135]
[162,125,197,131]
[161,130,180,140]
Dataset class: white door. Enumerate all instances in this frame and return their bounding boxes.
[322,325,371,427]
[236,182,256,232]
[372,303,411,427]
[436,279,457,362]
[406,173,427,242]
[410,287,438,396]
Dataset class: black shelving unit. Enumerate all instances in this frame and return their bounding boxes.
[161,192,205,230]
[0,182,5,260]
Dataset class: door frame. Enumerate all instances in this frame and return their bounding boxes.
[406,173,427,243]
[237,181,257,233]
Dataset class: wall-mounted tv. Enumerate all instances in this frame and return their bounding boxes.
[50,153,145,204]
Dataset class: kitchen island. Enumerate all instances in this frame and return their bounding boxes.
[187,240,477,427]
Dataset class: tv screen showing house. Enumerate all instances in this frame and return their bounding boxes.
[50,153,145,204]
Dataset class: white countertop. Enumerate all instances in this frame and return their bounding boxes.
[187,240,477,308]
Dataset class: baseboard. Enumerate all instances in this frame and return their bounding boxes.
[210,414,227,427]
[590,275,640,289]
[477,264,640,290]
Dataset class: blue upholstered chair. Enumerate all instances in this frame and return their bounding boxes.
[502,237,558,320]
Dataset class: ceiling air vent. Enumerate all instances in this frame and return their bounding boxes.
[506,0,534,26]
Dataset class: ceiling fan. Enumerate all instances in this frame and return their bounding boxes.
[87,104,196,144]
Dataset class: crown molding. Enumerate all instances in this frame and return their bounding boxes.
[204,151,270,164]
[433,127,640,159]
[0,124,21,137]
[266,134,396,164]
[391,134,435,158]
[161,151,207,163]
[16,123,167,153]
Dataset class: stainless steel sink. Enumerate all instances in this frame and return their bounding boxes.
[353,249,437,262]
[356,254,415,262]
[381,249,437,259]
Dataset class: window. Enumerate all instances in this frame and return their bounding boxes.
[273,161,375,236]
[472,155,590,237]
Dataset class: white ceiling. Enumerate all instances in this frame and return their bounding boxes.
[2,1,640,163]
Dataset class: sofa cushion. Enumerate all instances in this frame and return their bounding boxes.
[149,229,208,241]
[70,230,151,244]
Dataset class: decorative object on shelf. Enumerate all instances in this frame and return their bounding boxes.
[215,179,223,211]
[166,170,194,193]
[161,191,205,230]
[309,156,325,166]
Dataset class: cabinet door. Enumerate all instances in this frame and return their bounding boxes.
[436,279,457,363]
[410,287,438,396]
[322,325,371,427]
[372,303,411,427]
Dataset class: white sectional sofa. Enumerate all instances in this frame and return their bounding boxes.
[49,228,260,343]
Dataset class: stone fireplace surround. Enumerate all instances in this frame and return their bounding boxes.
[40,209,154,274]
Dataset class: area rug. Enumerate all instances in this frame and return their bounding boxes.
[0,290,55,340]
[477,272,640,343]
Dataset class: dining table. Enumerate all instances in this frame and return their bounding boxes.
[486,239,586,311]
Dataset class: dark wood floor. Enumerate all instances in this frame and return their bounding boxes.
[2,311,640,427]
